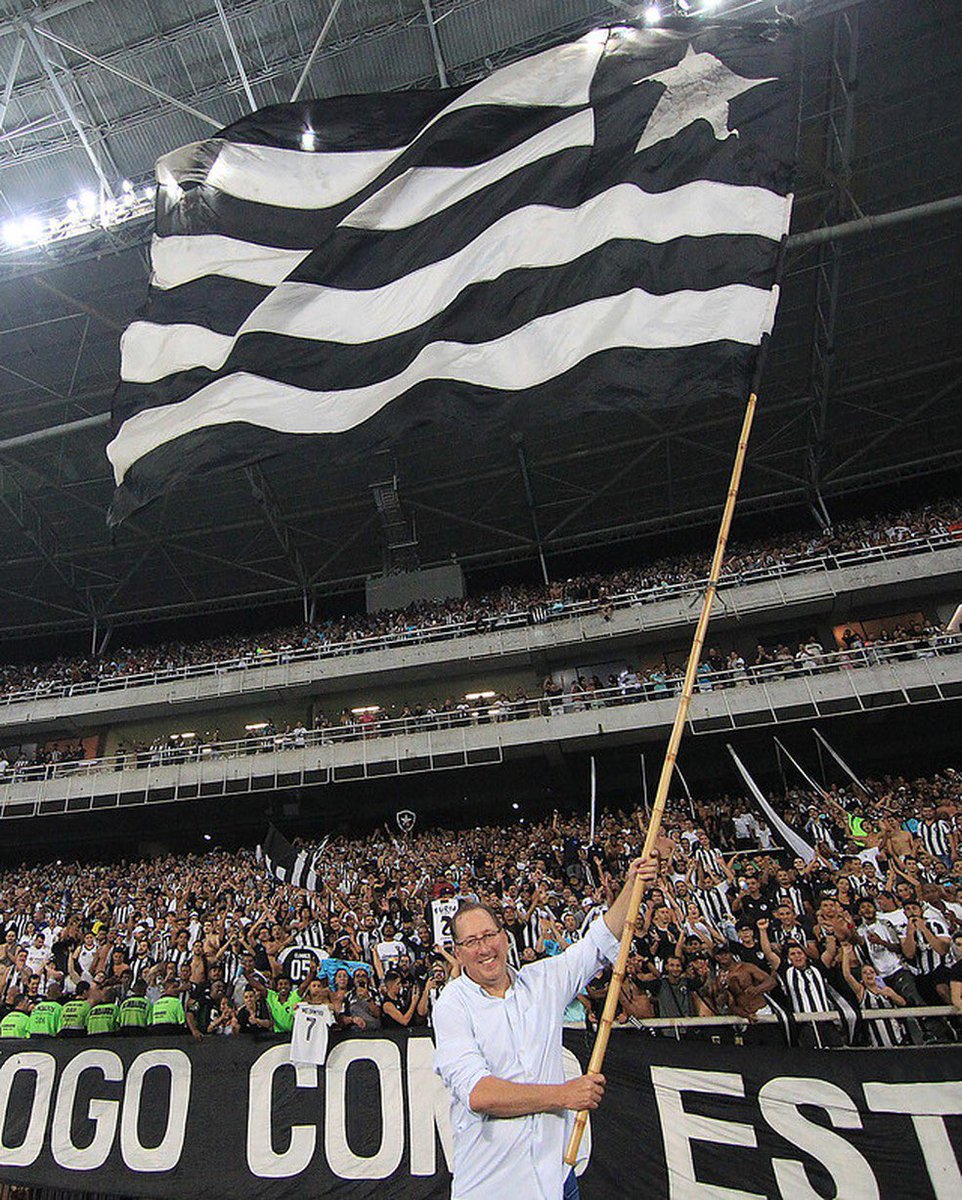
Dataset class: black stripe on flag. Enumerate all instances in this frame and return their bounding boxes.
[109,22,800,525]
[260,825,321,893]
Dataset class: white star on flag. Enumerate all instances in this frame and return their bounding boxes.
[635,43,776,153]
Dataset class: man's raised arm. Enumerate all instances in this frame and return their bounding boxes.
[604,856,659,940]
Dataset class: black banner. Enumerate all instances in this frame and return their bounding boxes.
[0,1031,960,1198]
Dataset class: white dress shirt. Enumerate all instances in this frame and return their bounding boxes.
[433,915,619,1200]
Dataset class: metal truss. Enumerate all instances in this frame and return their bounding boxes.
[0,461,94,620]
[243,463,314,619]
[803,5,861,526]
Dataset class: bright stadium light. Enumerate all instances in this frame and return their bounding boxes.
[78,189,97,219]
[644,4,661,23]
[0,173,157,258]
[300,129,316,151]
[21,216,44,243]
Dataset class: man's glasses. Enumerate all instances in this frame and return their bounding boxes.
[455,930,501,952]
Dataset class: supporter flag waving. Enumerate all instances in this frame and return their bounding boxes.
[109,20,799,523]
[257,825,326,892]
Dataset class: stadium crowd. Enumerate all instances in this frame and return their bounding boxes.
[1,769,960,1045]
[1,619,956,784]
[0,497,957,703]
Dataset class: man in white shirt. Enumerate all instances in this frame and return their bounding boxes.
[433,855,658,1200]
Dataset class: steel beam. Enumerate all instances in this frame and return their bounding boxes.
[787,194,962,251]
[13,4,113,195]
[0,35,24,130]
[422,0,449,87]
[0,464,93,616]
[803,6,860,507]
[0,0,93,41]
[822,371,962,483]
[244,464,313,614]
[515,441,549,585]
[213,0,257,112]
[290,0,346,102]
[35,26,223,128]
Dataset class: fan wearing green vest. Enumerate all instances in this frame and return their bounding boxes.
[118,979,152,1034]
[28,981,63,1037]
[1,994,32,1038]
[86,987,120,1036]
[59,981,92,1037]
[251,971,302,1033]
[149,981,203,1040]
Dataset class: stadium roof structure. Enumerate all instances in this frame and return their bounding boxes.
[0,0,959,637]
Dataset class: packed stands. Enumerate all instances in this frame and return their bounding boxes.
[1,771,960,1044]
[0,498,957,708]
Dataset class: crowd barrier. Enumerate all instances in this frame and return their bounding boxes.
[0,530,957,709]
[587,1004,958,1039]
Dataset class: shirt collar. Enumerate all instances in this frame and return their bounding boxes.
[463,964,518,999]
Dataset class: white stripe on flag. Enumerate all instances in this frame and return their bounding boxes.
[727,744,816,863]
[205,142,408,210]
[158,35,606,211]
[124,180,790,381]
[340,110,595,232]
[109,282,778,482]
[150,234,311,289]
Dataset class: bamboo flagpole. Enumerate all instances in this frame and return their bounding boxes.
[564,392,758,1167]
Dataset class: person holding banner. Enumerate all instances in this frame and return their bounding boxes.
[433,854,658,1200]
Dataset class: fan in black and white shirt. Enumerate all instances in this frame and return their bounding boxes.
[776,943,845,1047]
[292,919,327,951]
[916,807,955,863]
[900,901,951,999]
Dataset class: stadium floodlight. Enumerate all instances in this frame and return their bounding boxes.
[644,4,661,23]
[300,129,316,151]
[203,833,212,841]
[512,802,520,810]
[78,189,98,219]
[1,173,158,257]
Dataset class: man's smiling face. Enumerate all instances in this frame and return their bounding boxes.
[454,909,509,993]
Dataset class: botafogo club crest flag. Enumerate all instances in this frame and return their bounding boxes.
[108,21,799,524]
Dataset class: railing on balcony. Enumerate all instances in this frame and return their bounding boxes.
[1,531,959,710]
[2,636,959,801]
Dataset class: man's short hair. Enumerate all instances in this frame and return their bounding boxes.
[450,903,503,943]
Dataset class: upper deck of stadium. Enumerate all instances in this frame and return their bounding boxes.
[0,0,958,640]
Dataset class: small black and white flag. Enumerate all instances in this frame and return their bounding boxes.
[109,21,798,523]
[257,825,327,891]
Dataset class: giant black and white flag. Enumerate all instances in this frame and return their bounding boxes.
[257,825,327,891]
[109,22,798,523]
